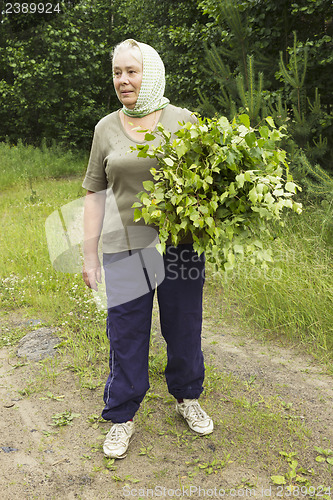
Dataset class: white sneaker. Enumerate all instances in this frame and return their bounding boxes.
[103,421,134,459]
[175,399,213,435]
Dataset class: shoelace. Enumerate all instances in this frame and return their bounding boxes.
[183,401,207,421]
[105,423,129,444]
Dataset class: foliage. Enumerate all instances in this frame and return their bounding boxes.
[0,0,332,184]
[0,0,117,147]
[132,114,302,271]
[314,446,333,465]
[51,409,81,427]
[270,451,331,497]
[200,1,333,191]
[0,0,332,159]
[291,154,333,199]
[199,0,333,102]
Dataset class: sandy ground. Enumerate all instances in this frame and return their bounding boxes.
[0,311,332,500]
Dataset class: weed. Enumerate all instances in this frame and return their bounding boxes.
[11,361,28,369]
[39,391,65,401]
[51,410,80,427]
[0,140,86,190]
[138,445,155,459]
[148,332,167,376]
[314,446,333,465]
[197,456,231,475]
[18,387,32,397]
[103,457,117,470]
[271,450,331,497]
[111,474,139,483]
[87,414,104,429]
[186,454,231,475]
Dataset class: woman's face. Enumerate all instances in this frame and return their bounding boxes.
[113,47,143,109]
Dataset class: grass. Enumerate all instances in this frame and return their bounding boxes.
[0,142,333,494]
[0,139,87,190]
[205,203,333,369]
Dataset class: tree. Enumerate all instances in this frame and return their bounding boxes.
[199,0,333,180]
[0,0,118,147]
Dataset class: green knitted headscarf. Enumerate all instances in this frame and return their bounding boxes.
[114,40,169,118]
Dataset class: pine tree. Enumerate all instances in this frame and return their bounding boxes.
[201,5,333,196]
[236,55,264,125]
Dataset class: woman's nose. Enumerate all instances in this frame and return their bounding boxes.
[119,73,129,84]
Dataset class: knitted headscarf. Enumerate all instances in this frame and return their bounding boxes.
[114,40,169,118]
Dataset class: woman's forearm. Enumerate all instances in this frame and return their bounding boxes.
[83,190,106,258]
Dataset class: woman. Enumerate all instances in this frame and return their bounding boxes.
[82,39,213,459]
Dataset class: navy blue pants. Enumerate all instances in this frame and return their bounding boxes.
[101,244,205,423]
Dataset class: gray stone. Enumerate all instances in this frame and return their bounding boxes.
[1,447,19,453]
[16,327,61,361]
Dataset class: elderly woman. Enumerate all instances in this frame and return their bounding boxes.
[82,39,213,459]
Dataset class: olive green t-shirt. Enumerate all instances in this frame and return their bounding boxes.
[82,104,196,253]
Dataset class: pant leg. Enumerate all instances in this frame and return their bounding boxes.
[101,252,154,423]
[157,244,205,400]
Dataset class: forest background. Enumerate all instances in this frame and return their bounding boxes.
[1,0,333,194]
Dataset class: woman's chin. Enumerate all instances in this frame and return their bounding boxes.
[120,98,136,110]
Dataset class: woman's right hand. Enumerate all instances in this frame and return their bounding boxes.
[82,254,101,291]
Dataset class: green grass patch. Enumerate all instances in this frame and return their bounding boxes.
[0,139,87,190]
[205,203,333,367]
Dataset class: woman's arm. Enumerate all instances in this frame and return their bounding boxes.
[83,190,106,290]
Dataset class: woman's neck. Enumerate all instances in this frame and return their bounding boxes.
[119,109,162,141]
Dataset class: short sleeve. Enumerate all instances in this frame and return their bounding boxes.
[82,126,108,193]
[178,107,198,125]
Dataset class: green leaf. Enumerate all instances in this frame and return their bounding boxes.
[238,114,250,128]
[270,475,286,485]
[142,180,155,191]
[285,182,297,193]
[245,132,257,147]
[218,116,230,129]
[234,244,244,254]
[144,132,155,141]
[155,243,165,255]
[249,187,258,204]
[164,158,174,167]
[133,209,142,222]
[327,457,333,465]
[259,126,269,139]
[176,141,188,158]
[236,173,245,188]
[266,116,275,128]
[137,145,149,157]
[205,216,214,227]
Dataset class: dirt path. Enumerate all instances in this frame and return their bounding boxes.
[0,312,332,500]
